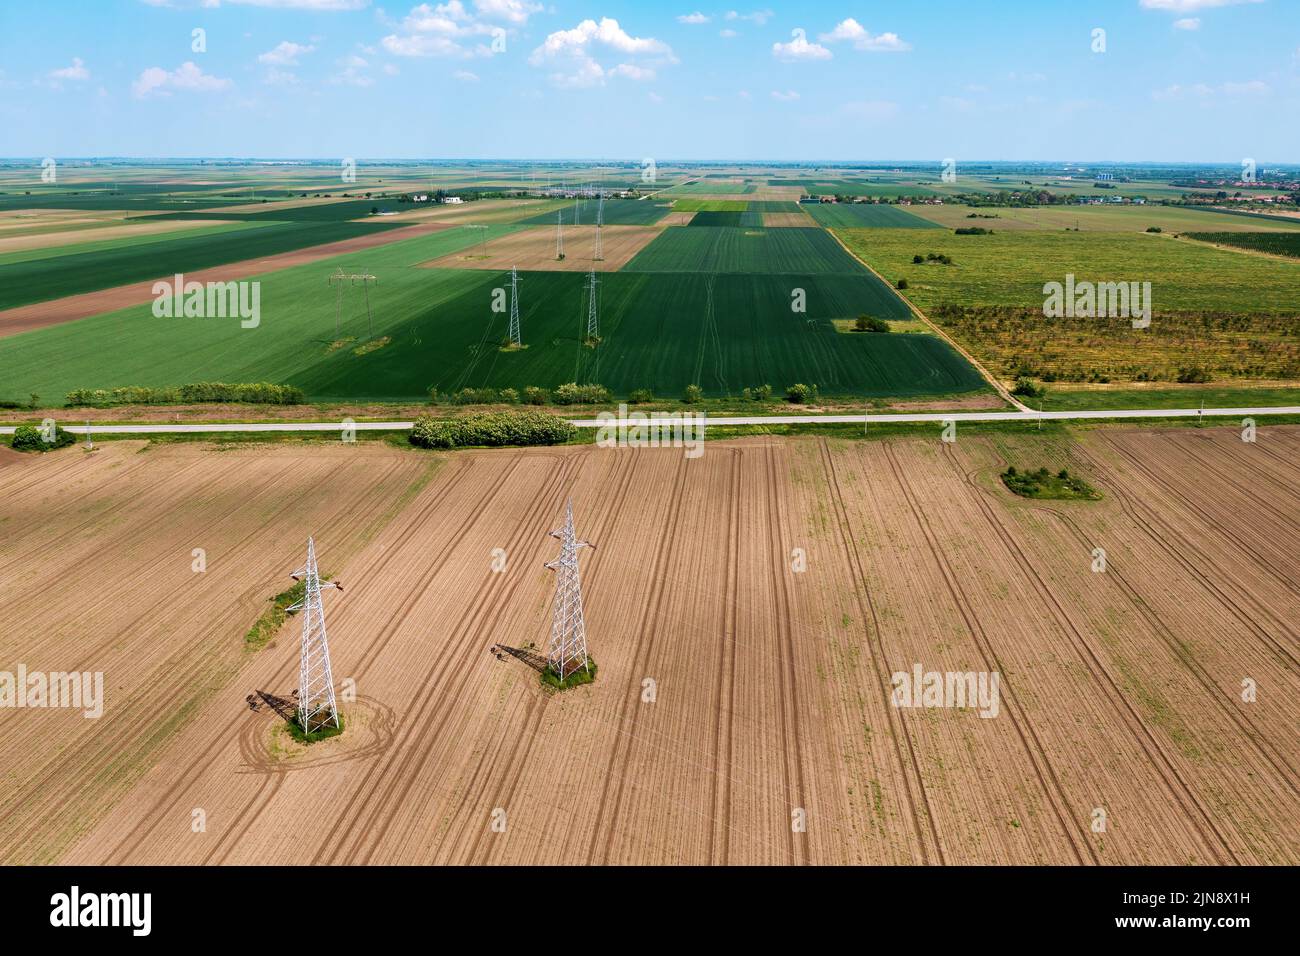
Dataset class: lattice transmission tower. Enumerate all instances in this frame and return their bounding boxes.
[585,268,599,342]
[593,192,604,262]
[555,209,565,260]
[287,537,341,734]
[508,266,522,347]
[328,268,378,338]
[544,501,593,680]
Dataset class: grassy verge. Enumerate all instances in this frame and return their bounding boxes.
[243,574,330,649]
[1037,384,1300,411]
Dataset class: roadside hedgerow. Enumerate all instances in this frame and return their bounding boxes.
[409,410,576,449]
[65,382,303,407]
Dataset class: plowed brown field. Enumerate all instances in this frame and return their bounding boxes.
[2,426,1295,865]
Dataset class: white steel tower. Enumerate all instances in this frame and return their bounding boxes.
[585,268,599,342]
[544,501,593,680]
[288,537,340,734]
[508,266,522,347]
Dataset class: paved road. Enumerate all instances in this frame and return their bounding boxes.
[2,406,1296,436]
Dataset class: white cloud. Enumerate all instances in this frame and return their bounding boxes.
[1222,79,1269,94]
[772,31,831,61]
[677,12,709,24]
[549,58,605,89]
[726,9,773,25]
[258,41,315,65]
[720,28,737,38]
[1151,79,1267,99]
[819,18,911,52]
[382,0,541,57]
[1173,17,1201,29]
[770,89,799,101]
[453,69,479,81]
[532,18,675,62]
[531,17,675,88]
[132,61,230,98]
[334,53,374,85]
[610,62,656,81]
[49,57,90,81]
[1139,0,1261,11]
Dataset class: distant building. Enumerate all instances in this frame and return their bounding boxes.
[441,196,464,204]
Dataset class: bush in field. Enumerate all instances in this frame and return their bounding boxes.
[1011,377,1046,399]
[11,423,75,452]
[498,388,520,405]
[742,384,773,402]
[524,386,550,406]
[896,278,909,289]
[552,382,609,405]
[409,410,576,450]
[855,314,890,333]
[1176,366,1211,383]
[786,383,818,404]
[627,389,654,404]
[683,384,703,404]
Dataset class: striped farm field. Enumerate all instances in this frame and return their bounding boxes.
[0,219,983,400]
[0,219,408,311]
[514,197,673,227]
[804,203,942,229]
[622,226,868,275]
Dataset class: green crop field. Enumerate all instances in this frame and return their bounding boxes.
[515,198,672,226]
[803,203,942,228]
[659,181,751,195]
[688,210,744,227]
[669,199,747,212]
[623,226,870,275]
[0,219,407,311]
[0,218,986,402]
[769,179,942,198]
[1185,232,1300,258]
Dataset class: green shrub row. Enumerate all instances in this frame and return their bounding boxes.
[65,382,304,407]
[409,410,576,449]
[431,383,610,407]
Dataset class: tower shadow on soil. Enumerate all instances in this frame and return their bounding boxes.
[492,644,547,673]
[246,689,299,723]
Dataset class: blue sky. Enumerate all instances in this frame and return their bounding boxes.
[0,0,1296,161]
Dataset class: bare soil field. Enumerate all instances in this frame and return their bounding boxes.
[2,426,1295,865]
[0,222,453,339]
[420,225,661,272]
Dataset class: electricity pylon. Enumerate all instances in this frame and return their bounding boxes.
[288,537,341,735]
[328,268,378,338]
[544,501,593,681]
[573,195,581,227]
[508,266,522,347]
[585,268,599,342]
[555,209,565,259]
[593,192,605,261]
